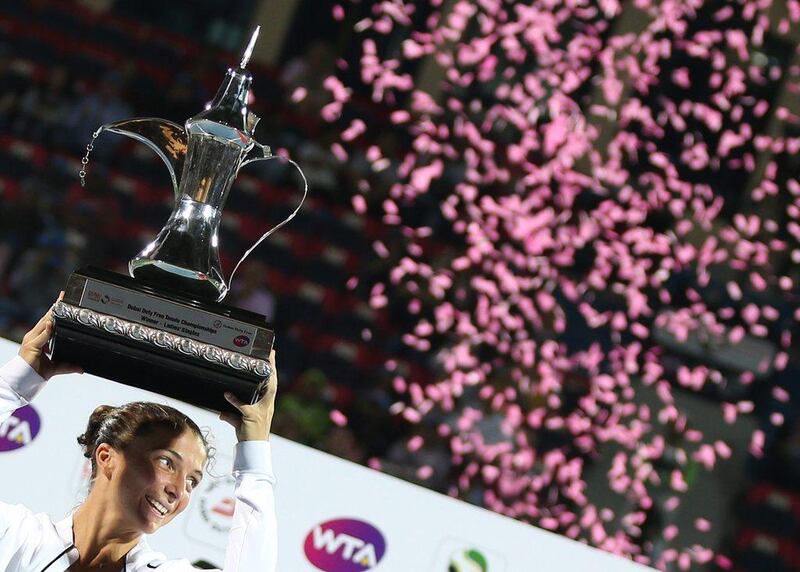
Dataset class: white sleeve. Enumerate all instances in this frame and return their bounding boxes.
[0,356,47,423]
[221,440,278,572]
[0,502,47,570]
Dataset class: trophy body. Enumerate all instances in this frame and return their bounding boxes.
[48,29,298,411]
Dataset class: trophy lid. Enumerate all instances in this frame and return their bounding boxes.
[191,27,261,135]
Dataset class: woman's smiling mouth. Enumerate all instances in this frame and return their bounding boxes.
[145,495,169,518]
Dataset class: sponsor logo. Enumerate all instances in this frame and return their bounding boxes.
[0,405,41,451]
[432,540,506,572]
[304,518,386,572]
[233,335,250,347]
[448,548,488,572]
[213,320,223,329]
[190,561,220,570]
[183,454,234,550]
[197,475,236,534]
[85,289,122,306]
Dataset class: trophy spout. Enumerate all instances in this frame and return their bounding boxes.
[100,118,187,198]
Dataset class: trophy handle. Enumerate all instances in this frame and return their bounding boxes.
[99,118,187,198]
[229,152,309,289]
[238,140,272,170]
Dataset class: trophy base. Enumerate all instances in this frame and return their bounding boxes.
[48,267,274,413]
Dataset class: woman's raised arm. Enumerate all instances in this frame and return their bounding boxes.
[217,350,279,572]
[0,298,82,423]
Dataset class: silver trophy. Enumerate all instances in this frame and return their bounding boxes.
[49,28,307,411]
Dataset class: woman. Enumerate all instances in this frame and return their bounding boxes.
[0,306,279,571]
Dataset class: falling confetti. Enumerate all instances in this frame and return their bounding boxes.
[330,409,349,427]
[310,0,800,567]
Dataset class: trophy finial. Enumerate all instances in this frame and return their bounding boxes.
[240,26,260,69]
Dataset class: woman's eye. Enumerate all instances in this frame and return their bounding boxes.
[187,478,198,490]
[158,456,173,469]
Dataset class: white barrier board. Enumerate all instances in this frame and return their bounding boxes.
[0,338,650,571]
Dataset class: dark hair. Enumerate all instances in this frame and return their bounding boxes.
[77,402,214,481]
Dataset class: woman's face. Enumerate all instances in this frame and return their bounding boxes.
[114,426,207,534]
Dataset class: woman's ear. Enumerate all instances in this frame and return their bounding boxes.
[95,443,117,480]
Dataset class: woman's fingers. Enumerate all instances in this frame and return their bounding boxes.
[222,351,278,440]
[224,391,247,413]
[18,295,72,380]
[24,293,61,344]
[261,349,279,402]
[252,378,278,414]
[24,312,50,343]
[260,379,277,406]
[266,378,278,400]
[218,410,241,428]
[25,294,62,339]
[28,318,54,350]
[269,349,278,380]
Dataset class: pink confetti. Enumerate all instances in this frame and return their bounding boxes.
[352,194,367,214]
[772,386,790,402]
[407,435,424,452]
[330,142,348,162]
[315,1,800,566]
[695,518,711,532]
[664,497,681,512]
[323,75,351,102]
[330,409,348,427]
[290,86,307,102]
[670,470,688,492]
[749,430,765,457]
[417,465,434,480]
[341,119,367,142]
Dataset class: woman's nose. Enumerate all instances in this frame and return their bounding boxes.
[163,472,185,501]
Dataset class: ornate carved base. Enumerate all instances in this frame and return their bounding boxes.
[48,267,274,412]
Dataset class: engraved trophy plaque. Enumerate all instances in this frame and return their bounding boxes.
[47,28,307,412]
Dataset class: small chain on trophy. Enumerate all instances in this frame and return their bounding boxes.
[78,128,102,187]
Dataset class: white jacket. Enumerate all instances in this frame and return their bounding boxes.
[0,356,278,572]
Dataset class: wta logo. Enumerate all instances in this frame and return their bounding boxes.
[0,405,41,451]
[304,518,387,572]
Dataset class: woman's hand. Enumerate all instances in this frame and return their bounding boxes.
[18,294,83,380]
[219,349,278,441]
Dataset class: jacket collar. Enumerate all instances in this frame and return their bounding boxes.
[53,511,152,571]
[54,511,75,547]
